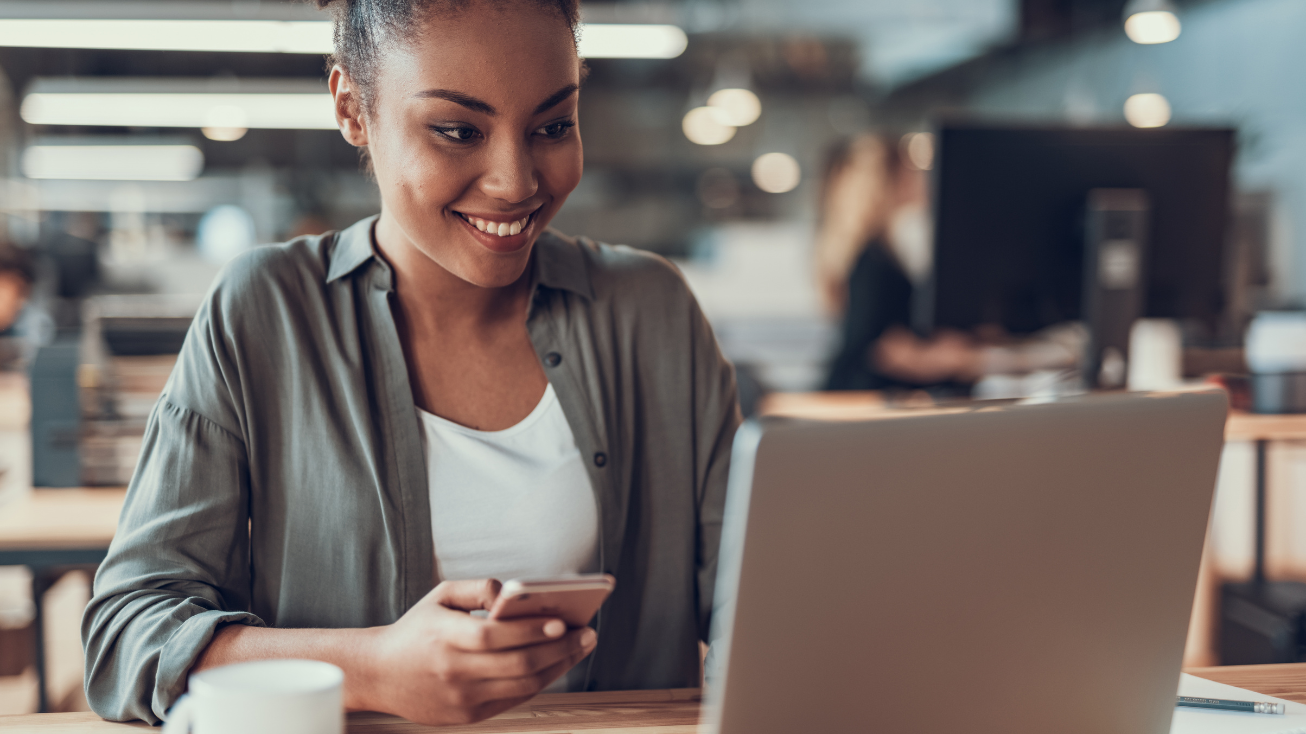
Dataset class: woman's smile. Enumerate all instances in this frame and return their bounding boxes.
[452,205,543,253]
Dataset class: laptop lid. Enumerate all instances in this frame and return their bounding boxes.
[706,390,1227,734]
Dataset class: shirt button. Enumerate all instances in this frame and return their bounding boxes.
[544,352,563,367]
[593,452,607,468]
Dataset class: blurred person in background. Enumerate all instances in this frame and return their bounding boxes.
[82,0,739,727]
[0,240,53,369]
[818,133,979,391]
[817,134,1085,394]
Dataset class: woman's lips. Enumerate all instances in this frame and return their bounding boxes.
[453,208,540,253]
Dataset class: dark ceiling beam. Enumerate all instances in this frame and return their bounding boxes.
[1020,0,1131,42]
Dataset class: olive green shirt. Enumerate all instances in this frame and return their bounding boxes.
[82,216,741,723]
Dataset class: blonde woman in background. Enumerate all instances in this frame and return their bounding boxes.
[818,133,1086,395]
[819,133,980,391]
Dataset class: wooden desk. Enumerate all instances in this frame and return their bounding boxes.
[0,489,124,558]
[0,688,702,732]
[0,488,126,714]
[5,667,1306,731]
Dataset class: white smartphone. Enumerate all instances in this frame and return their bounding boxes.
[487,573,615,628]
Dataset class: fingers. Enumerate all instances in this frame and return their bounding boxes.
[433,579,502,612]
[469,634,599,713]
[449,628,597,680]
[439,609,570,652]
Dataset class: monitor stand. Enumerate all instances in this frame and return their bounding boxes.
[1081,189,1150,389]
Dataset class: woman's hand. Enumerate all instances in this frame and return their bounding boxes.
[872,327,983,384]
[353,579,598,726]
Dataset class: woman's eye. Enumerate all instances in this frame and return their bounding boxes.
[536,121,575,139]
[433,126,479,142]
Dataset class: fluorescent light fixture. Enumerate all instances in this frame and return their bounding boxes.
[22,143,203,181]
[0,19,333,53]
[578,24,687,58]
[21,79,336,130]
[0,5,687,59]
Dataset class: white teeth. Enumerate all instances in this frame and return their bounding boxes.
[462,213,531,237]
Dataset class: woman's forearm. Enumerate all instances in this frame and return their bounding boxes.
[194,624,383,711]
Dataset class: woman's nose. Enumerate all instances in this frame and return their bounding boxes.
[480,139,539,203]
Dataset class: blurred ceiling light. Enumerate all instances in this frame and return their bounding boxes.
[707,89,761,127]
[578,24,687,59]
[751,152,801,194]
[0,13,686,59]
[201,105,249,141]
[1124,11,1181,44]
[683,107,735,146]
[0,19,333,53]
[22,143,203,181]
[1123,0,1181,44]
[900,132,935,171]
[21,86,336,130]
[1123,93,1172,128]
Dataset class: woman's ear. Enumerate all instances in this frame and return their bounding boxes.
[329,65,369,147]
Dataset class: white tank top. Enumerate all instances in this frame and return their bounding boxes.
[417,384,599,584]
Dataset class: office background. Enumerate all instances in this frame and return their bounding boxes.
[0,0,1303,715]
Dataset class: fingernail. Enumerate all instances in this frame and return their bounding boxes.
[543,620,566,638]
[581,628,597,648]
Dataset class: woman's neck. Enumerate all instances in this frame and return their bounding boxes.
[373,210,532,328]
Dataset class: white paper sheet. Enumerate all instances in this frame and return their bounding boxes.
[1172,673,1306,734]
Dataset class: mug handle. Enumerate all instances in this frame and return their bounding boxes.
[162,694,194,734]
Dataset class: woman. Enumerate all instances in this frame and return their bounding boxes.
[82,0,740,726]
[817,135,1084,395]
[819,134,978,391]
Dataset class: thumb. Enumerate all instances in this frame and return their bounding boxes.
[432,578,502,612]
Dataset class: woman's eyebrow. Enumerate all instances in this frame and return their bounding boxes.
[414,89,495,115]
[412,84,577,116]
[534,84,579,115]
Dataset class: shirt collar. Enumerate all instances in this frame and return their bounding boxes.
[325,215,379,284]
[532,229,594,300]
[324,216,593,300]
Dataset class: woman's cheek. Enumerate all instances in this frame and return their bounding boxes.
[393,146,468,214]
[543,139,584,198]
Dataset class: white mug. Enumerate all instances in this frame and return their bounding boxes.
[162,659,344,734]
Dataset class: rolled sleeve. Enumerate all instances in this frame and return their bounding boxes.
[82,398,263,723]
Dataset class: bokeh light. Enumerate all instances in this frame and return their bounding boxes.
[1124,11,1181,44]
[683,107,736,146]
[707,88,761,127]
[751,152,801,193]
[201,105,248,141]
[1124,93,1172,128]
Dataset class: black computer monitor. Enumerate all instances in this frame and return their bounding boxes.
[925,123,1235,335]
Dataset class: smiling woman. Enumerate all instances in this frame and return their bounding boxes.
[80,0,741,729]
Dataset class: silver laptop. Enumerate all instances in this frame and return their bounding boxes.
[706,390,1227,734]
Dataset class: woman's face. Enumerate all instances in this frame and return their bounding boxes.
[333,1,583,288]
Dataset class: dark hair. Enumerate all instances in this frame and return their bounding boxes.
[0,241,35,286]
[314,0,582,113]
